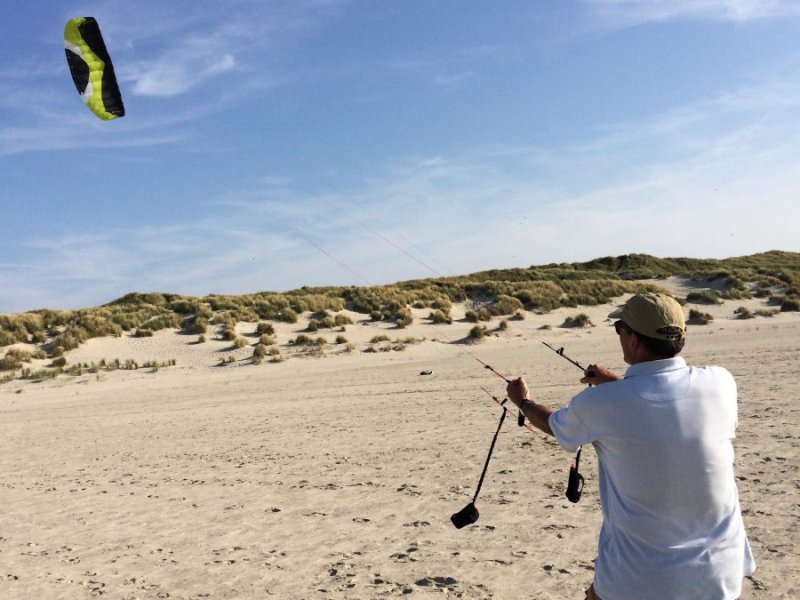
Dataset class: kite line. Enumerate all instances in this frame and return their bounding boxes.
[263,178,596,520]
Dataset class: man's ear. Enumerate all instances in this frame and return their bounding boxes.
[626,331,645,362]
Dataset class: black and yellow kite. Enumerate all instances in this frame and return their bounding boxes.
[64,17,125,120]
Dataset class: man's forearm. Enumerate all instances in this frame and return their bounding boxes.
[519,399,554,436]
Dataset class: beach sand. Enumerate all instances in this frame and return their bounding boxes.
[1,285,798,599]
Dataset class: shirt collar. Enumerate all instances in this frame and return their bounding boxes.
[624,356,686,379]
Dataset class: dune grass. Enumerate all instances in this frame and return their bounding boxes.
[0,251,797,381]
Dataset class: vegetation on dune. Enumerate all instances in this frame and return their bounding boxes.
[429,309,452,324]
[563,313,594,328]
[688,309,714,325]
[468,325,488,342]
[734,306,778,320]
[11,357,178,383]
[0,252,797,376]
[686,291,723,305]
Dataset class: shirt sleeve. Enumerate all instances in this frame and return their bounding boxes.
[548,391,593,452]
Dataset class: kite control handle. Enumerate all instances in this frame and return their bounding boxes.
[541,341,598,381]
[541,342,593,503]
[507,377,527,427]
[566,447,584,503]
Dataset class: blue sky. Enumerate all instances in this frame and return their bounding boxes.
[2,0,799,313]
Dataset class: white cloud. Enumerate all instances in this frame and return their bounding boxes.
[583,0,800,26]
[79,1,328,99]
[129,82,800,257]
[434,71,477,87]
[317,78,800,274]
[129,40,237,97]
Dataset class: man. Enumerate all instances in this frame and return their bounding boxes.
[507,292,755,600]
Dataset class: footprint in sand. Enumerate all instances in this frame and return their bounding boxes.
[415,576,458,588]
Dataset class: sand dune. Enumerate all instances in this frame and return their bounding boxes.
[1,289,798,599]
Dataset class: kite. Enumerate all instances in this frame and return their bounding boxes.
[64,17,125,120]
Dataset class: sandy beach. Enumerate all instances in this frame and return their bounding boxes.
[1,284,798,599]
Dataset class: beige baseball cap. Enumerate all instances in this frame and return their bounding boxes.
[614,293,686,341]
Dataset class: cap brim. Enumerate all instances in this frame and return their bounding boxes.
[608,306,624,319]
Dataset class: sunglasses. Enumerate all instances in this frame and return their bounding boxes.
[614,320,633,335]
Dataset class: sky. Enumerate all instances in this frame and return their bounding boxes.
[2,0,799,314]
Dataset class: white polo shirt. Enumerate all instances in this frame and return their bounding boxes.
[549,357,756,600]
